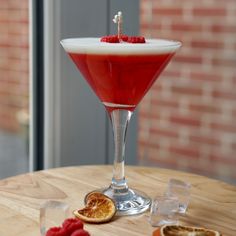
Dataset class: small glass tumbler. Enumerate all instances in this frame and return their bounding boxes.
[149,196,179,227]
[40,200,70,236]
[165,178,191,213]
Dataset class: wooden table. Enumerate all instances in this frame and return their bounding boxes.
[0,165,235,236]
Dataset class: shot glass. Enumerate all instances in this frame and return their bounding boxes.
[40,200,70,236]
[165,178,191,213]
[149,196,179,227]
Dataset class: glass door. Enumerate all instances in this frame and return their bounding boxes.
[43,0,139,168]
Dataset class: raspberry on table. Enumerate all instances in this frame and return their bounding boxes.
[46,226,67,236]
[71,229,90,236]
[62,218,84,235]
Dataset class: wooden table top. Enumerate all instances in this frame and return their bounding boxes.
[0,165,235,236]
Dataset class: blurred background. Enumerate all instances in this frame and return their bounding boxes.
[0,0,29,177]
[0,0,235,185]
[139,0,236,184]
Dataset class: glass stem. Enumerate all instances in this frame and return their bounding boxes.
[109,109,132,191]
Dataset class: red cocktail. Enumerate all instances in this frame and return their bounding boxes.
[68,50,174,112]
[61,37,181,215]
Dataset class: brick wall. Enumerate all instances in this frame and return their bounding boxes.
[139,0,236,184]
[0,0,29,132]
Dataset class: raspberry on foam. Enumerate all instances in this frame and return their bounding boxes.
[121,35,128,42]
[127,36,146,44]
[100,35,119,43]
[100,35,146,43]
[101,11,146,44]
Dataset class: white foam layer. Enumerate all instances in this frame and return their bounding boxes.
[60,38,181,55]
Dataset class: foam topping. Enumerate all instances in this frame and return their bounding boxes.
[60,38,181,55]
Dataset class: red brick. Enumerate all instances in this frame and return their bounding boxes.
[0,80,9,92]
[169,114,201,127]
[188,103,222,115]
[0,23,8,34]
[8,48,29,60]
[150,127,179,139]
[151,97,179,109]
[8,22,28,35]
[153,8,183,16]
[0,0,8,9]
[162,70,181,78]
[146,155,179,169]
[0,10,8,23]
[0,90,9,105]
[231,142,236,151]
[232,109,236,117]
[169,144,200,159]
[189,134,221,146]
[140,140,160,149]
[174,54,203,64]
[0,1,29,133]
[8,0,28,10]
[192,8,226,17]
[212,89,236,100]
[210,24,236,34]
[171,85,203,96]
[8,71,29,83]
[140,23,162,31]
[151,80,162,90]
[171,23,203,32]
[209,153,236,165]
[210,122,236,133]
[7,58,29,73]
[8,82,29,96]
[139,109,160,120]
[191,40,224,49]
[0,105,20,132]
[8,95,28,108]
[211,57,236,68]
[8,9,28,23]
[190,71,222,83]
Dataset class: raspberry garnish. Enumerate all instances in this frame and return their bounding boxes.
[127,36,146,43]
[108,12,146,43]
[100,35,119,43]
[121,35,128,42]
[100,35,146,43]
[71,229,90,236]
[46,227,67,236]
[62,218,84,235]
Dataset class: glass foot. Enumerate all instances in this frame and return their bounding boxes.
[87,187,151,216]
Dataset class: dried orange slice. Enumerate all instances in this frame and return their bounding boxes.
[73,192,116,223]
[153,225,221,236]
[84,191,107,204]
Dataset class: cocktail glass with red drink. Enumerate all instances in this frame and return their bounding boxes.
[61,13,181,216]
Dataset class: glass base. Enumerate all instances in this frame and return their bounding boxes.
[86,186,151,216]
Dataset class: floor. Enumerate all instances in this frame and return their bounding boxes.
[0,131,28,179]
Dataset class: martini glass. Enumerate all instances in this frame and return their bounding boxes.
[61,37,181,215]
